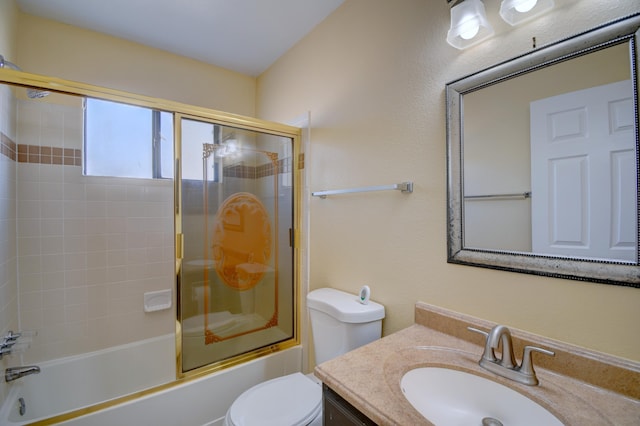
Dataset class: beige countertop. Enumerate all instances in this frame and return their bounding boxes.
[315,302,640,426]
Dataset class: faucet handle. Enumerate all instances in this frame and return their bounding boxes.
[0,342,30,359]
[467,327,498,363]
[519,345,555,384]
[467,326,488,338]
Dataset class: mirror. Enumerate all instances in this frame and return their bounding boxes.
[446,14,640,287]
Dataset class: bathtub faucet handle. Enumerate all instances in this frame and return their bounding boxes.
[0,330,36,359]
[5,365,41,382]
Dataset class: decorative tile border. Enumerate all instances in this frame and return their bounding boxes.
[1,132,16,161]
[1,132,81,166]
[17,144,81,166]
[2,132,302,173]
[224,156,293,179]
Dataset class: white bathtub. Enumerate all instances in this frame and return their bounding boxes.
[0,334,302,426]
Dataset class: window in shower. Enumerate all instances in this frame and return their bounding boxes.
[178,116,296,372]
[84,98,174,179]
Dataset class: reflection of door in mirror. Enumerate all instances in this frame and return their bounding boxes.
[530,80,636,261]
[462,41,634,262]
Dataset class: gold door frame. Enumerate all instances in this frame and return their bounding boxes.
[175,112,302,377]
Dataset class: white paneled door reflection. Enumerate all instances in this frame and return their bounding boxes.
[530,80,636,261]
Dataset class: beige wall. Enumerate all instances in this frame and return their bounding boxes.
[15,12,256,116]
[0,0,18,61]
[257,0,640,362]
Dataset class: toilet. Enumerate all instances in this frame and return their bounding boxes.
[223,287,385,426]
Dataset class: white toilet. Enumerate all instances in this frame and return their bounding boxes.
[223,287,385,426]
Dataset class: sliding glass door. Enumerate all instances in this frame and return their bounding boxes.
[176,116,296,372]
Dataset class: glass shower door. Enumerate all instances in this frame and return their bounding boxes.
[177,116,296,372]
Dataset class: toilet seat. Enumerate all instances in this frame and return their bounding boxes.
[225,373,322,426]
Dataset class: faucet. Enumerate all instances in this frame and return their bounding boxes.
[469,325,554,386]
[5,365,41,383]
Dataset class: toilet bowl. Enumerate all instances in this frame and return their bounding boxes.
[222,288,385,426]
[223,373,322,426]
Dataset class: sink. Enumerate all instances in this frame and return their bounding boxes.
[400,367,563,426]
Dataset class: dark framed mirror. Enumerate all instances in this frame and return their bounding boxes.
[446,13,640,287]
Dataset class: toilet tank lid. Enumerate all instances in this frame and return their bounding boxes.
[307,288,385,323]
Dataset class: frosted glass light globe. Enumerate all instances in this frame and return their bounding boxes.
[515,0,537,13]
[459,20,480,40]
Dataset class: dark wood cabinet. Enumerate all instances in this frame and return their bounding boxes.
[323,384,377,426]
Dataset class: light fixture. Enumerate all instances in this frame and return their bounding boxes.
[499,0,554,26]
[446,0,494,50]
[215,136,239,158]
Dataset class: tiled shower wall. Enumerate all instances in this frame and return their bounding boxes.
[13,96,175,364]
[0,85,18,403]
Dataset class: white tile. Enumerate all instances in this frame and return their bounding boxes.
[17,200,41,219]
[41,254,65,272]
[18,255,42,275]
[18,273,42,293]
[39,164,63,182]
[18,237,41,257]
[86,233,107,251]
[42,289,65,308]
[64,201,87,218]
[63,165,83,183]
[64,183,86,201]
[64,235,87,253]
[107,201,129,217]
[41,218,64,237]
[42,271,65,290]
[64,252,87,270]
[41,200,64,219]
[17,163,40,182]
[63,218,86,236]
[86,204,107,219]
[18,218,41,237]
[106,234,126,250]
[41,235,64,255]
[106,185,128,201]
[126,185,146,201]
[42,306,66,325]
[86,268,108,285]
[20,291,43,311]
[86,251,107,268]
[107,250,127,267]
[65,269,87,287]
[85,183,106,201]
[106,265,127,283]
[40,182,64,201]
[105,218,126,234]
[18,180,40,201]
[65,286,88,305]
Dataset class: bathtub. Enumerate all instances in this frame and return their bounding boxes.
[0,334,302,426]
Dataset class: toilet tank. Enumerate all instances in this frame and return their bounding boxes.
[307,288,385,365]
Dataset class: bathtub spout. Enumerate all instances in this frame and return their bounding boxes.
[5,365,40,382]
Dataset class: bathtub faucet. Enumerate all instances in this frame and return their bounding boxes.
[5,365,41,382]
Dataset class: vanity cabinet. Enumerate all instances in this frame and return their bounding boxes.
[323,384,377,426]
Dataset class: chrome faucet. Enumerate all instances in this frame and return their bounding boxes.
[469,325,554,386]
[5,365,41,382]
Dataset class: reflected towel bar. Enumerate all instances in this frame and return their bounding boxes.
[464,191,531,200]
[312,181,413,199]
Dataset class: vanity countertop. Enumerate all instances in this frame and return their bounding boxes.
[314,302,640,426]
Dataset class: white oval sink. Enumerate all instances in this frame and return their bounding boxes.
[401,367,563,426]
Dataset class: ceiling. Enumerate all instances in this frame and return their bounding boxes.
[16,0,345,77]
